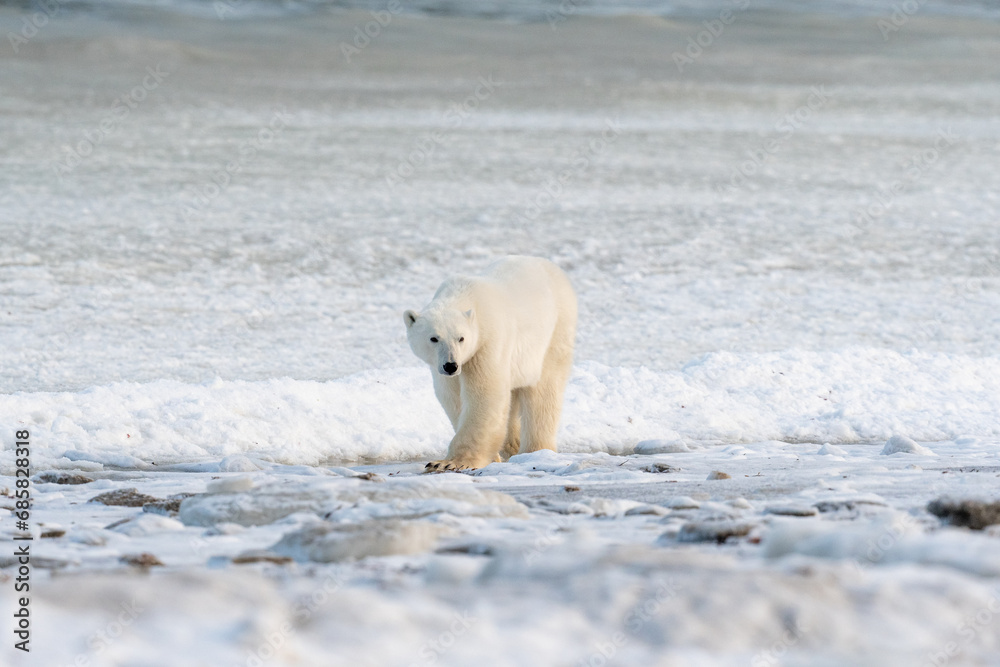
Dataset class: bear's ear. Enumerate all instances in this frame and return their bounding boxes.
[404,310,419,328]
[463,309,475,323]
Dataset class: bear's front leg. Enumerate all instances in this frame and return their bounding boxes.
[426,374,510,472]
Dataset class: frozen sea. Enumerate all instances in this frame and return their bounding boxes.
[1,1,999,666]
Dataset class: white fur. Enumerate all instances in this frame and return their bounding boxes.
[404,256,577,471]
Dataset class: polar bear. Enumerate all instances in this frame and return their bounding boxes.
[404,256,577,471]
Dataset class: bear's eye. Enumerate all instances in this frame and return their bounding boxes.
[458,337,464,343]
[430,337,438,343]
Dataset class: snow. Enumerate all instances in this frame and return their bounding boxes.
[110,513,186,537]
[2,2,1000,666]
[5,451,1000,665]
[5,438,1000,664]
[882,434,935,456]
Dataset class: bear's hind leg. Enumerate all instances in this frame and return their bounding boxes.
[520,342,573,454]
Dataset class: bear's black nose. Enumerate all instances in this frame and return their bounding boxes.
[442,362,458,375]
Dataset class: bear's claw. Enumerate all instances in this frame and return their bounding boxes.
[424,459,479,473]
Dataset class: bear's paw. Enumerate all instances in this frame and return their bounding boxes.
[425,457,489,473]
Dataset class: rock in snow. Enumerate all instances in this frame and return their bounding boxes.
[765,504,819,517]
[34,471,94,485]
[119,553,165,568]
[88,488,161,507]
[927,498,1000,530]
[675,520,756,543]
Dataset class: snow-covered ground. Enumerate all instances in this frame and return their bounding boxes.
[3,444,1000,666]
[1,3,999,666]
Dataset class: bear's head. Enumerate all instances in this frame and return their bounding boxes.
[403,307,478,376]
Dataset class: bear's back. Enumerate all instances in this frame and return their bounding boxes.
[480,256,576,387]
